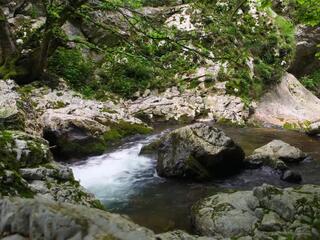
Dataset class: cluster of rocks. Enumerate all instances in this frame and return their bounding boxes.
[129,83,250,125]
[0,79,151,158]
[142,123,308,183]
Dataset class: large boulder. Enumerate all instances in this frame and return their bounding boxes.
[0,130,101,208]
[27,84,151,159]
[192,184,320,239]
[246,140,307,167]
[251,73,320,131]
[246,140,307,183]
[0,197,155,240]
[156,123,245,180]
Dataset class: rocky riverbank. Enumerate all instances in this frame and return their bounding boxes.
[1,0,320,239]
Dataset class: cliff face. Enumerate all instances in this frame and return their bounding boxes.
[251,73,320,131]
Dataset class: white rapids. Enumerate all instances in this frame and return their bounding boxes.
[71,134,161,203]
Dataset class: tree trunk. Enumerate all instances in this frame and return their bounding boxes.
[1,0,89,82]
[0,8,17,65]
[30,0,89,81]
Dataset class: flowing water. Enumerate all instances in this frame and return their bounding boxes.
[71,126,320,233]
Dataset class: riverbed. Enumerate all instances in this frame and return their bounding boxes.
[71,126,320,233]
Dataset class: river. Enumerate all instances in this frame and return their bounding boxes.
[71,126,320,233]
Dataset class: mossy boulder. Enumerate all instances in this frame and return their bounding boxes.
[44,118,152,159]
[0,80,41,135]
[0,130,52,169]
[192,184,320,239]
[0,130,103,208]
[0,80,26,132]
[156,123,245,180]
[140,139,161,156]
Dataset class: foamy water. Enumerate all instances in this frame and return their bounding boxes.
[71,135,160,202]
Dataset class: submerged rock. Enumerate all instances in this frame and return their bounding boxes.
[306,121,320,136]
[0,197,155,240]
[246,140,306,183]
[192,184,320,239]
[281,169,302,183]
[156,123,245,180]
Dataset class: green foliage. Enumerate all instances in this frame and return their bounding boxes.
[300,70,320,97]
[187,0,295,101]
[295,0,320,26]
[48,47,94,90]
[100,53,154,98]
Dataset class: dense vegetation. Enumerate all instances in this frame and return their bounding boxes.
[0,0,319,101]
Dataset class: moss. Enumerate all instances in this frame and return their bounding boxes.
[90,199,106,211]
[283,122,299,130]
[0,58,28,80]
[0,168,35,198]
[0,130,51,169]
[186,155,210,180]
[52,122,152,159]
[139,139,161,155]
[102,121,152,142]
[53,137,107,159]
[52,101,66,109]
[217,117,245,128]
[99,235,118,240]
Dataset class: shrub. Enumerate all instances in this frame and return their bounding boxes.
[300,70,320,97]
[48,47,94,90]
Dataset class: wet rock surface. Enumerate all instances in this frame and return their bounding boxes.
[246,140,307,183]
[156,123,245,180]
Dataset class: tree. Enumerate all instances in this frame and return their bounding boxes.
[0,0,147,84]
[0,0,92,83]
